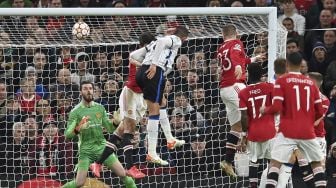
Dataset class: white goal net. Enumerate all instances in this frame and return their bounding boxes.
[0,7,286,188]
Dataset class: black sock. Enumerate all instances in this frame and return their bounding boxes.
[298,159,315,188]
[96,140,118,164]
[121,133,134,170]
[266,166,279,188]
[249,160,260,188]
[225,131,240,164]
[312,166,327,188]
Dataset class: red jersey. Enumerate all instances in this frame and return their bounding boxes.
[217,39,251,88]
[294,0,315,15]
[17,94,41,113]
[268,72,324,139]
[126,63,142,93]
[239,82,276,142]
[315,93,330,137]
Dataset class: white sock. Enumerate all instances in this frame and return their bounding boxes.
[276,164,293,188]
[259,167,268,188]
[159,109,174,141]
[147,117,160,158]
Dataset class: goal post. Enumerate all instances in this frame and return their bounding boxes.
[0,7,286,188]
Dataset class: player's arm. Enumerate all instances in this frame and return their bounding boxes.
[65,110,79,139]
[101,108,116,133]
[313,87,324,120]
[261,82,283,115]
[129,47,147,66]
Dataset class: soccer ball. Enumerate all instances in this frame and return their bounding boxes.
[72,21,90,40]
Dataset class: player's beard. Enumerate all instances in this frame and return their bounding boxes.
[83,93,93,103]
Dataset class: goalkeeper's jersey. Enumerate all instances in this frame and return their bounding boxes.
[65,101,115,153]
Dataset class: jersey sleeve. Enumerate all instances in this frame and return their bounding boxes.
[101,107,116,133]
[265,79,283,114]
[238,91,248,111]
[65,109,78,139]
[313,86,324,119]
[130,47,147,63]
[230,42,251,67]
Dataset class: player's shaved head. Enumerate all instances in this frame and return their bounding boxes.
[139,32,155,47]
[286,52,302,67]
[247,63,262,83]
[308,72,323,87]
[222,24,237,37]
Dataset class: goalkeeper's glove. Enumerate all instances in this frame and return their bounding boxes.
[74,116,89,134]
[113,109,122,126]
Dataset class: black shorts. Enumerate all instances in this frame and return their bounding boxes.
[136,65,166,103]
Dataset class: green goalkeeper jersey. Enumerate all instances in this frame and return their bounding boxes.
[65,101,116,153]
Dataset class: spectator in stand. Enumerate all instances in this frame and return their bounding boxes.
[324,59,336,97]
[286,38,301,54]
[326,142,336,184]
[0,122,29,178]
[282,17,304,50]
[247,31,268,56]
[102,79,120,113]
[293,0,315,16]
[72,0,100,7]
[305,9,336,60]
[253,45,268,77]
[278,0,306,36]
[20,66,48,99]
[306,0,324,29]
[0,0,32,7]
[254,0,269,7]
[24,116,38,145]
[110,51,127,82]
[50,68,80,102]
[184,69,200,98]
[308,41,330,75]
[56,46,74,69]
[90,51,113,83]
[323,0,336,20]
[207,0,221,7]
[164,80,174,112]
[30,50,57,87]
[3,95,22,136]
[191,86,212,126]
[70,52,95,86]
[327,86,336,129]
[156,16,179,37]
[24,16,40,41]
[16,78,41,115]
[35,99,55,129]
[170,54,189,92]
[323,30,336,62]
[27,121,73,178]
[230,1,244,7]
[54,92,73,124]
[93,83,108,108]
[207,59,221,104]
[300,59,309,76]
[191,50,210,83]
[172,92,204,128]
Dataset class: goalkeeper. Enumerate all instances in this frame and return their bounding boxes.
[62,80,136,188]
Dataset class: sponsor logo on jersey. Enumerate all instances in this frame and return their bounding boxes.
[233,44,241,51]
[96,112,102,119]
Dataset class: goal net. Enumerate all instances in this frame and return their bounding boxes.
[0,7,286,188]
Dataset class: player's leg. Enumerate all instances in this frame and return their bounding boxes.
[103,153,136,188]
[276,151,296,188]
[266,133,296,188]
[160,95,185,149]
[247,141,261,188]
[62,158,90,188]
[140,66,168,165]
[298,139,327,188]
[294,149,315,188]
[219,83,245,177]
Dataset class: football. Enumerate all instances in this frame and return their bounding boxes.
[72,21,90,40]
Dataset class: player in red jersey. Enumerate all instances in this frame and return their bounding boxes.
[261,52,326,188]
[238,63,276,188]
[308,72,330,167]
[89,32,156,179]
[217,24,265,177]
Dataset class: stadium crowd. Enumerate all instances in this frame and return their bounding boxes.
[0,0,335,187]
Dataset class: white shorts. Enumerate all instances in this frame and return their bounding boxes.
[316,137,327,157]
[119,86,147,122]
[271,133,324,163]
[220,83,246,125]
[248,139,274,163]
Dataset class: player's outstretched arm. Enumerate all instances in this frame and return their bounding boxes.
[65,110,79,139]
[129,47,147,66]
